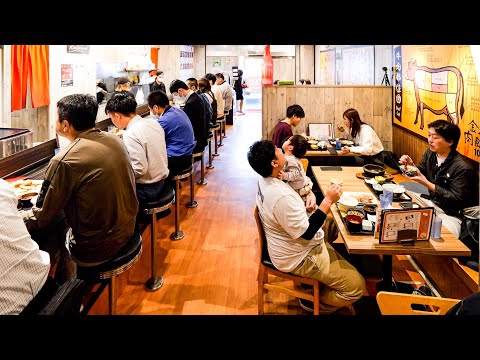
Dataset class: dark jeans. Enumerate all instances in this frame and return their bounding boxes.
[136,179,166,206]
[28,213,76,285]
[19,276,59,316]
[168,155,192,177]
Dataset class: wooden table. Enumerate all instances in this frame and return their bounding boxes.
[311,166,471,291]
[305,143,357,157]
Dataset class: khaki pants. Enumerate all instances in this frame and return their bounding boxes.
[291,216,366,313]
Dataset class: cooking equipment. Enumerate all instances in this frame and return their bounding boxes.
[0,128,33,158]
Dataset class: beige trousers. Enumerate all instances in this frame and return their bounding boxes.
[291,216,366,313]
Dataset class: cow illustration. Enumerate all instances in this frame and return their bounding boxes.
[404,59,464,130]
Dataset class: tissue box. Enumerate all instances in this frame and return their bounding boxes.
[362,220,373,231]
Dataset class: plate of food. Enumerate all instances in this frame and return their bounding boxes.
[11,179,43,200]
[341,191,378,205]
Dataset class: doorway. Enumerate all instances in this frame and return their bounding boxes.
[243,57,263,111]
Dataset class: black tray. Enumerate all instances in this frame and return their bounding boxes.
[336,204,374,236]
[364,180,412,202]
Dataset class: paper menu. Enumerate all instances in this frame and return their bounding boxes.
[309,123,333,141]
[379,207,434,243]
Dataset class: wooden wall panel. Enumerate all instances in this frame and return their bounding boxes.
[298,45,314,83]
[392,125,428,164]
[263,85,393,150]
[273,57,295,83]
[193,45,206,80]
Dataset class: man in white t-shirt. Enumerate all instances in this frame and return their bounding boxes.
[248,140,365,314]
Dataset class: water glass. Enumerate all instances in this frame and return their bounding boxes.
[431,215,442,239]
[383,189,393,206]
[108,125,116,133]
[335,140,342,150]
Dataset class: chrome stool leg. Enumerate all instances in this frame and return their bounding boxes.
[145,212,164,291]
[170,177,185,240]
[206,138,215,169]
[197,151,208,185]
[187,169,198,208]
[109,276,116,315]
[213,127,220,156]
[218,121,224,146]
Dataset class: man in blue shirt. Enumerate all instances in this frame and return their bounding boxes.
[147,90,196,176]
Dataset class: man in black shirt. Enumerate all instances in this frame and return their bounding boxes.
[399,120,479,217]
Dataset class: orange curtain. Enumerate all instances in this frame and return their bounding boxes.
[150,47,159,68]
[11,45,50,111]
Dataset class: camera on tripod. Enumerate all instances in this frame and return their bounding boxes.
[381,66,390,86]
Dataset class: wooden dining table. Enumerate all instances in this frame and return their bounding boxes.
[305,142,358,157]
[311,166,471,291]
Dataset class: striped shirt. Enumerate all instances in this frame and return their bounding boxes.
[0,179,50,315]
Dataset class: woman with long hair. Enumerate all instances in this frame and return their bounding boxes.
[337,108,384,165]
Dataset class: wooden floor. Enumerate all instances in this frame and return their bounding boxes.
[115,108,426,315]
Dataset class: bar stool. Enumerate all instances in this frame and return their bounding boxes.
[217,116,226,146]
[192,148,207,185]
[209,123,221,158]
[76,231,143,315]
[222,111,229,138]
[141,185,174,292]
[170,165,194,240]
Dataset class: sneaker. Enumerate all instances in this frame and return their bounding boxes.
[299,298,314,313]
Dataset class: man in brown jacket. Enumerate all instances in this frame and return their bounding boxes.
[24,94,139,282]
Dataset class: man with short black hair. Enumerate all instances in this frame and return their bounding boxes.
[106,93,169,206]
[248,139,365,314]
[272,104,306,148]
[400,119,479,218]
[24,94,139,282]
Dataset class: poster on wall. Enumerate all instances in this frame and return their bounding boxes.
[394,45,479,162]
[61,64,73,87]
[318,49,336,85]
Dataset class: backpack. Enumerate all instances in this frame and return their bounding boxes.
[206,90,218,124]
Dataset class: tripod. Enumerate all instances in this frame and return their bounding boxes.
[381,69,390,86]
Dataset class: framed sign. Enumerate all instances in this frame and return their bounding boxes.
[379,207,434,244]
[309,123,334,140]
[67,45,89,54]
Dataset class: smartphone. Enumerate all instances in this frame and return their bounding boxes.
[399,202,420,209]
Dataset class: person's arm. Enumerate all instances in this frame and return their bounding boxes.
[282,161,301,182]
[24,160,75,231]
[432,169,477,207]
[123,131,148,179]
[348,125,377,155]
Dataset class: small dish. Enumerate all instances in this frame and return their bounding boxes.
[346,214,363,233]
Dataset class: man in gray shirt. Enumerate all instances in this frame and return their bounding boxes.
[106,93,169,206]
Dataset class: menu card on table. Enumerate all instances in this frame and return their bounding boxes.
[379,207,434,244]
[309,123,333,141]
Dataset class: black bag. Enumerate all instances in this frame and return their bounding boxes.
[457,206,479,271]
[38,278,86,316]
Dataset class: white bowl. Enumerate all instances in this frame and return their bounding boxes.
[337,196,359,212]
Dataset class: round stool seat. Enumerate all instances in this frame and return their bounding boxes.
[142,186,175,214]
[172,165,193,180]
[77,232,143,281]
[207,132,214,139]
[192,150,205,158]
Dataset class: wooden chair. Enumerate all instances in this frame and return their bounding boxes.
[300,158,309,172]
[254,205,321,314]
[376,291,461,315]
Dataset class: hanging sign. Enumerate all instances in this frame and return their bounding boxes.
[67,45,89,54]
[61,64,73,87]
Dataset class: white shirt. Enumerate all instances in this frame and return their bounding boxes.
[123,115,169,184]
[0,179,50,315]
[341,123,384,156]
[256,176,324,272]
[211,84,225,119]
[218,81,234,111]
[282,154,313,192]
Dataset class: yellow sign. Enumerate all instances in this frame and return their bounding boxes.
[394,45,479,162]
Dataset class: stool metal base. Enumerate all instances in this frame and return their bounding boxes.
[206,164,215,169]
[187,200,198,208]
[170,230,185,240]
[197,179,208,185]
[145,276,164,292]
[218,143,224,147]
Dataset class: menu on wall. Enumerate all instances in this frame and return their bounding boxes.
[179,45,194,80]
[67,45,89,54]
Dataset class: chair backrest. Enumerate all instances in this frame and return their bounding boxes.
[253,205,270,264]
[300,158,309,172]
[376,291,460,315]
